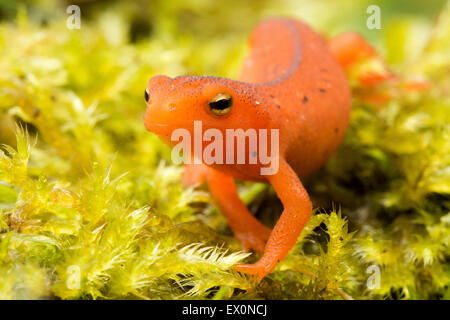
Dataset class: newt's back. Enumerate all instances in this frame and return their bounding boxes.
[240,18,351,178]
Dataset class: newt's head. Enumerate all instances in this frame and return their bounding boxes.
[144,75,272,147]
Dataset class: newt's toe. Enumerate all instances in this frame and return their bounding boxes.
[234,258,277,282]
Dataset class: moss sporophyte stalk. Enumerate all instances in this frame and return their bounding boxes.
[0,0,449,300]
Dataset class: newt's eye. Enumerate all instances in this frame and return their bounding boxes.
[208,93,232,116]
[145,88,150,103]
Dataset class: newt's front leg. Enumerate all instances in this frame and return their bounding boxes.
[234,158,312,280]
[206,167,271,253]
[182,163,208,187]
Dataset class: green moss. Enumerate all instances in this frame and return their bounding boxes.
[0,0,449,299]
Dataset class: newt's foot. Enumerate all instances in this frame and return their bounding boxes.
[234,257,278,282]
[235,224,271,253]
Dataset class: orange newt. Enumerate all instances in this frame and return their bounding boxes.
[144,18,383,280]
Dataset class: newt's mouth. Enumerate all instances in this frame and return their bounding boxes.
[144,107,168,131]
[144,121,169,133]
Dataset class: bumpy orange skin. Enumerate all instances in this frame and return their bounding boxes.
[144,18,375,280]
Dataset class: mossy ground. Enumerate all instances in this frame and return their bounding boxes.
[0,0,449,299]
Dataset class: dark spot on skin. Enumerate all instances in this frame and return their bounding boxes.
[319,88,326,93]
[302,96,308,103]
[321,68,327,72]
[276,105,280,109]
[334,127,339,133]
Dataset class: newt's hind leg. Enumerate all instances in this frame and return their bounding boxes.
[329,32,377,69]
[329,32,393,86]
[206,166,271,253]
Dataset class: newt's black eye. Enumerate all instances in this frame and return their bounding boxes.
[145,88,150,103]
[208,93,232,116]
